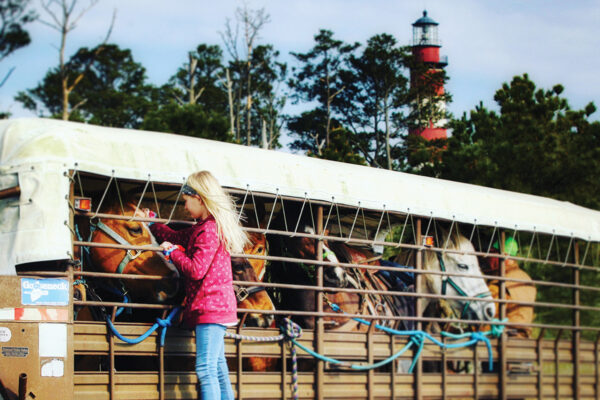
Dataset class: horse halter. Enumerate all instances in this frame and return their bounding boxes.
[233,284,267,303]
[436,252,491,320]
[90,219,145,274]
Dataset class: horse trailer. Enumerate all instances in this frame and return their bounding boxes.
[0,118,599,399]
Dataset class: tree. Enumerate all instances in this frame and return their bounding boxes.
[336,33,411,169]
[38,0,115,120]
[168,44,227,113]
[289,30,358,150]
[17,44,155,128]
[221,5,270,144]
[0,0,36,88]
[287,109,365,165]
[442,74,600,210]
[140,102,230,142]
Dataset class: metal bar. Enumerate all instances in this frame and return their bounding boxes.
[236,320,245,400]
[415,218,423,400]
[159,310,166,400]
[18,373,26,400]
[0,185,20,200]
[316,206,324,400]
[474,335,479,400]
[391,333,396,400]
[367,314,377,400]
[499,231,507,400]
[537,328,546,400]
[109,307,117,400]
[73,296,600,332]
[75,300,172,310]
[30,250,600,296]
[75,210,599,272]
[573,242,581,400]
[555,329,563,400]
[442,336,447,400]
[596,333,600,400]
[281,338,287,400]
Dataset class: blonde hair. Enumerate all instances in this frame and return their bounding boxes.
[186,170,248,254]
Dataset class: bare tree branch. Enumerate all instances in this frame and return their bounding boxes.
[39,0,117,120]
[70,97,87,113]
[0,67,15,88]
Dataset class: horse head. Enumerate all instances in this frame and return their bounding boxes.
[422,232,495,322]
[88,202,179,304]
[285,226,349,288]
[231,256,275,328]
[245,231,269,281]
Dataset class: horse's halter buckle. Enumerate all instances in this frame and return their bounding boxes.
[127,249,143,260]
[235,286,249,303]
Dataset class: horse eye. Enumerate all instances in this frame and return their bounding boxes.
[127,225,143,235]
[457,263,469,270]
[256,246,264,253]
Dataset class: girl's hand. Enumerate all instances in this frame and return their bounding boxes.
[160,241,174,251]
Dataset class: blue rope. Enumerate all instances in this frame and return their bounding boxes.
[106,306,181,347]
[322,302,507,372]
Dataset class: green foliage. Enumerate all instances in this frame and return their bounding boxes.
[140,102,231,142]
[168,44,227,113]
[287,108,366,165]
[0,0,35,62]
[288,30,358,153]
[336,34,411,169]
[440,74,600,210]
[16,44,155,128]
[289,29,358,107]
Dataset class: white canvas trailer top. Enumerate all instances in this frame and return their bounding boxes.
[0,118,599,275]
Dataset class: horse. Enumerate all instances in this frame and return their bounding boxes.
[393,230,496,326]
[231,230,275,328]
[230,228,280,372]
[267,224,369,332]
[74,200,180,315]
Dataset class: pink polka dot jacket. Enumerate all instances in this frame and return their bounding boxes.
[150,217,238,328]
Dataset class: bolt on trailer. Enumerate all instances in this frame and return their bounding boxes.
[0,118,600,400]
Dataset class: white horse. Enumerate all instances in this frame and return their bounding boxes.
[395,230,496,324]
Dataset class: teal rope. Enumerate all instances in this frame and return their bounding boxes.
[106,306,181,347]
[316,302,507,372]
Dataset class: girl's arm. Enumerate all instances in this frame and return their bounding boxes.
[149,223,192,247]
[169,224,220,281]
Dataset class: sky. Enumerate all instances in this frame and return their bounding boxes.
[3,0,599,130]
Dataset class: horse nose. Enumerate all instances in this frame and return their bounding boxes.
[324,266,345,286]
[156,272,180,303]
[483,302,496,320]
[246,313,273,328]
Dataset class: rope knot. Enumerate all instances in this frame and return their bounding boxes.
[490,318,507,337]
[409,332,425,348]
[470,332,487,343]
[281,318,302,340]
[156,317,171,328]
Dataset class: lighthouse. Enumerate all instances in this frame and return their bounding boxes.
[410,10,448,140]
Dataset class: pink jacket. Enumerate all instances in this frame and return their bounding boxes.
[150,217,237,328]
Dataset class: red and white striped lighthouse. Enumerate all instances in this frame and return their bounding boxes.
[410,10,448,140]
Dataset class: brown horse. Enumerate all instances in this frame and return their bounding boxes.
[269,225,370,332]
[244,231,269,281]
[75,201,179,308]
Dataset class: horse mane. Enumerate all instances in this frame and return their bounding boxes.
[327,241,353,264]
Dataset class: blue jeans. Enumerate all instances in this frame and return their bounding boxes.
[195,324,234,400]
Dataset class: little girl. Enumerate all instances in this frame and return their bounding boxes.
[143,170,247,399]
